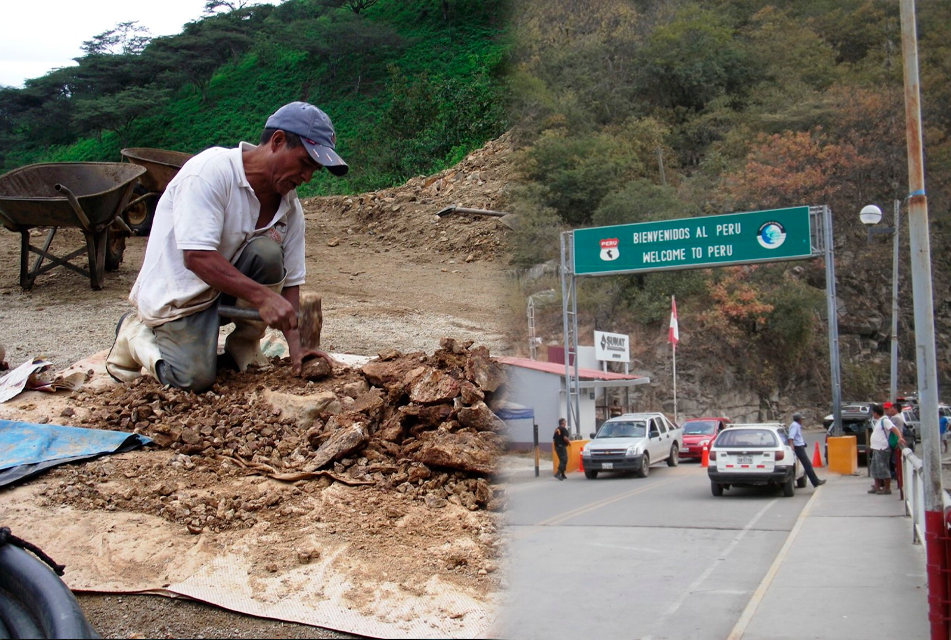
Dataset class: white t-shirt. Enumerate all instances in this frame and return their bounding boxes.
[131,142,306,327]
[870,416,895,451]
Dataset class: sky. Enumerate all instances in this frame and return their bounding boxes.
[0,0,209,88]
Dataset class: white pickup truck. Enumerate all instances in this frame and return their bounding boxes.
[580,412,683,479]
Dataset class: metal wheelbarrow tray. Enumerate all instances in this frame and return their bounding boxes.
[120,148,193,235]
[0,162,146,290]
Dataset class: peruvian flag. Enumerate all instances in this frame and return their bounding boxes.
[668,296,679,346]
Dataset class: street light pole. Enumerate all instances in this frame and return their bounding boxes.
[889,200,900,402]
[859,200,901,402]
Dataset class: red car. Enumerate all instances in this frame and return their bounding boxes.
[680,417,732,459]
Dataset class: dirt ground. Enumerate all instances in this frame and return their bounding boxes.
[0,135,515,638]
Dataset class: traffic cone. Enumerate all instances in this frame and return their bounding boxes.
[812,441,824,468]
[701,444,709,468]
[578,450,584,473]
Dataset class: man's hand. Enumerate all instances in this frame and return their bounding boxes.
[258,291,298,333]
[282,328,344,375]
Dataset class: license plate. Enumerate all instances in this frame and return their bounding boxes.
[602,462,613,470]
[737,455,753,465]
[682,447,691,452]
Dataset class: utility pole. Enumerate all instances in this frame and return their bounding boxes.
[899,1,946,636]
[889,199,900,403]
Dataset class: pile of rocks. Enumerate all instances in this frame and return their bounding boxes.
[68,338,509,531]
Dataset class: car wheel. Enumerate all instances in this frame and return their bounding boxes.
[584,469,598,480]
[711,481,723,497]
[796,474,807,488]
[667,444,679,466]
[782,473,795,497]
[636,454,650,478]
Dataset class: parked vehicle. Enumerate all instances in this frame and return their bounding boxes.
[680,417,732,460]
[581,412,683,479]
[823,403,875,464]
[708,423,805,497]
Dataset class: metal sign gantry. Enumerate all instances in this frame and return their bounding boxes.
[560,205,841,437]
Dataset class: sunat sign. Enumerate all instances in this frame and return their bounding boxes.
[595,330,630,362]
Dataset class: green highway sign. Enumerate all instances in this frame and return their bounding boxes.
[572,206,815,276]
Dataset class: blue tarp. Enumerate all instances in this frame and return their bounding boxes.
[0,420,151,487]
[495,404,535,421]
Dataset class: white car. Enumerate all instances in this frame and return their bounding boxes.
[707,423,805,497]
[581,412,683,479]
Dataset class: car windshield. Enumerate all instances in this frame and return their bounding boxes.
[715,429,778,448]
[683,420,717,435]
[595,421,646,438]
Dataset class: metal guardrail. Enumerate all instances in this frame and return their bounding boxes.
[901,448,951,546]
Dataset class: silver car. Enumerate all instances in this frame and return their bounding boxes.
[581,412,683,479]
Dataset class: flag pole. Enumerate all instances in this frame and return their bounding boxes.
[672,341,678,424]
[669,295,679,424]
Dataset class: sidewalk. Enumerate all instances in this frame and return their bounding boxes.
[734,470,929,639]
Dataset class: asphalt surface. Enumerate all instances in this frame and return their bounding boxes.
[494,431,929,640]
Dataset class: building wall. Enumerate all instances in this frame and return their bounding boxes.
[500,365,598,448]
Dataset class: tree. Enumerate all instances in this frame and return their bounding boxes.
[284,11,405,89]
[81,22,151,56]
[144,21,253,101]
[203,0,258,15]
[71,85,170,146]
[634,4,756,113]
[718,128,867,216]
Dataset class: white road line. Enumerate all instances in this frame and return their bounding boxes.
[642,498,779,640]
[726,486,822,640]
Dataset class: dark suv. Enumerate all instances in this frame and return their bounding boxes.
[824,403,874,464]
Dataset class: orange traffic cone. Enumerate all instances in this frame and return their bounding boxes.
[701,444,709,468]
[578,450,584,473]
[812,441,824,468]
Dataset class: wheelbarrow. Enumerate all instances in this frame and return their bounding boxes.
[120,148,193,235]
[0,162,145,290]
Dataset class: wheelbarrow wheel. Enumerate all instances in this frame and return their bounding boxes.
[124,184,156,236]
[105,228,126,271]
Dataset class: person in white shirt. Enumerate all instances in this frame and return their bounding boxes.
[869,403,906,495]
[106,102,347,392]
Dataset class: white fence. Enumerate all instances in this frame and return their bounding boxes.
[901,448,951,546]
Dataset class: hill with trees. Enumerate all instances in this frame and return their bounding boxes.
[504,0,951,417]
[0,0,509,197]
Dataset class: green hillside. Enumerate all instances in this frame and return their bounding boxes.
[0,0,509,197]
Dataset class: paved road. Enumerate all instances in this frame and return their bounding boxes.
[494,433,830,640]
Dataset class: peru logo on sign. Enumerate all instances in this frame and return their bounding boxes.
[599,238,620,261]
[756,221,787,249]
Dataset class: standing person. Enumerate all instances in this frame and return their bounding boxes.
[939,413,949,454]
[106,102,347,392]
[787,412,826,488]
[885,402,912,450]
[553,418,571,481]
[869,403,906,495]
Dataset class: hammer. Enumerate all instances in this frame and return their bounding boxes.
[218,292,322,350]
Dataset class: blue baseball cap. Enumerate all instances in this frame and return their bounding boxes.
[265,102,348,176]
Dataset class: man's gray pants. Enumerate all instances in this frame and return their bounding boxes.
[153,237,285,392]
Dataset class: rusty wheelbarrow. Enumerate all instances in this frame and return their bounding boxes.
[120,148,193,235]
[0,162,145,290]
